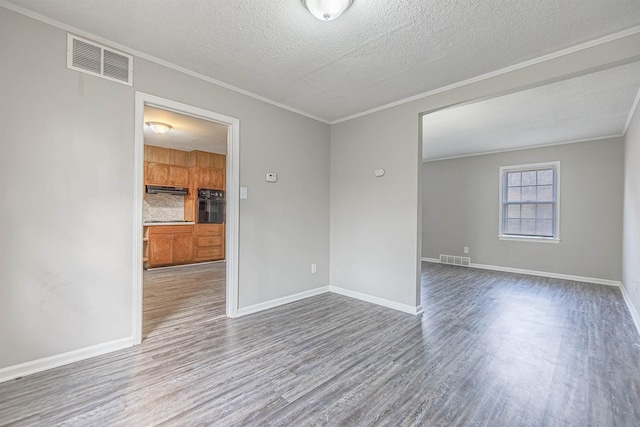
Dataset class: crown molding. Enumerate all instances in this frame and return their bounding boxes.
[422,134,625,163]
[0,0,331,124]
[332,26,640,124]
[624,88,640,134]
[2,1,639,126]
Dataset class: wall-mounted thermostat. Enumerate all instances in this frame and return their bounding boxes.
[374,169,385,177]
[266,173,277,183]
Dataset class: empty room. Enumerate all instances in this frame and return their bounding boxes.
[1,1,640,425]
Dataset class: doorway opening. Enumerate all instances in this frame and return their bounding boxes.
[133,92,240,344]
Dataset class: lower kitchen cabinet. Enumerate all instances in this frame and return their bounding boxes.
[148,233,173,266]
[173,233,195,263]
[147,225,195,267]
[195,224,225,261]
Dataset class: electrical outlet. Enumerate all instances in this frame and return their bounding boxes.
[311,263,317,274]
[464,247,469,254]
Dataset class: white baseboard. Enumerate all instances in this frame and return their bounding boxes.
[237,286,330,317]
[620,283,640,337]
[470,262,621,287]
[330,286,423,315]
[1,258,629,384]
[0,284,420,383]
[422,257,621,287]
[237,284,423,317]
[0,336,134,384]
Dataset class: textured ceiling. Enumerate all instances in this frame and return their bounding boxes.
[422,61,640,161]
[144,106,227,154]
[4,0,640,121]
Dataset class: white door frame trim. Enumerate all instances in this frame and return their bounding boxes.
[133,92,240,344]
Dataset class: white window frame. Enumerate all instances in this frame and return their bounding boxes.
[498,161,561,243]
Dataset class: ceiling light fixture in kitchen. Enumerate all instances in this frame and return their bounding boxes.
[302,0,353,21]
[146,122,172,134]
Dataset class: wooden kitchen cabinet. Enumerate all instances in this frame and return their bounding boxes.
[194,224,225,261]
[143,145,226,266]
[147,225,195,267]
[195,168,210,188]
[188,151,226,169]
[148,233,173,266]
[146,162,168,185]
[169,166,189,187]
[211,169,225,190]
[194,167,225,190]
[212,154,225,169]
[144,145,189,166]
[145,162,189,187]
[173,233,194,263]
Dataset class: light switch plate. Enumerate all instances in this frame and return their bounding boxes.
[240,187,248,199]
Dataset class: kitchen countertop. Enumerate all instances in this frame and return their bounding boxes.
[143,222,195,226]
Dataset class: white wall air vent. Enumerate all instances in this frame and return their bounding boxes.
[67,35,133,86]
[439,254,471,267]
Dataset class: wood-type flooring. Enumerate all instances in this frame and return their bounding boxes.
[143,262,227,340]
[1,262,640,426]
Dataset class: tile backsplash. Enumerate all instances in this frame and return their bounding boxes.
[144,194,185,222]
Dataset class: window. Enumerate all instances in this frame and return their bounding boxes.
[499,162,560,242]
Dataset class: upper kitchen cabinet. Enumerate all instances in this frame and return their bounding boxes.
[195,167,225,190]
[145,145,189,166]
[146,163,189,187]
[187,150,226,190]
[188,150,226,169]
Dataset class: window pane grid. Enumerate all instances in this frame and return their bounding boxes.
[501,166,557,238]
[502,208,554,237]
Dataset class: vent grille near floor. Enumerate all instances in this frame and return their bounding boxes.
[439,254,471,267]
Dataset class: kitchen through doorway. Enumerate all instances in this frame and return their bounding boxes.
[133,93,240,344]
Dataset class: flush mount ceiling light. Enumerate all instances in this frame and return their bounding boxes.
[146,122,172,134]
[302,0,354,21]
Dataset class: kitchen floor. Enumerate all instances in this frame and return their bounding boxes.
[143,262,226,340]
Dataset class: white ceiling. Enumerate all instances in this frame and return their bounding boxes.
[422,61,640,161]
[4,0,640,122]
[144,106,227,154]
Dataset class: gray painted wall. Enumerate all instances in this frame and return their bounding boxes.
[422,138,624,281]
[623,103,640,316]
[330,34,640,311]
[2,4,640,373]
[0,8,330,369]
[330,108,422,307]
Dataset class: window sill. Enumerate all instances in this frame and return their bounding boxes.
[499,235,560,244]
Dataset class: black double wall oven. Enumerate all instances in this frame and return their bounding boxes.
[198,189,225,224]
